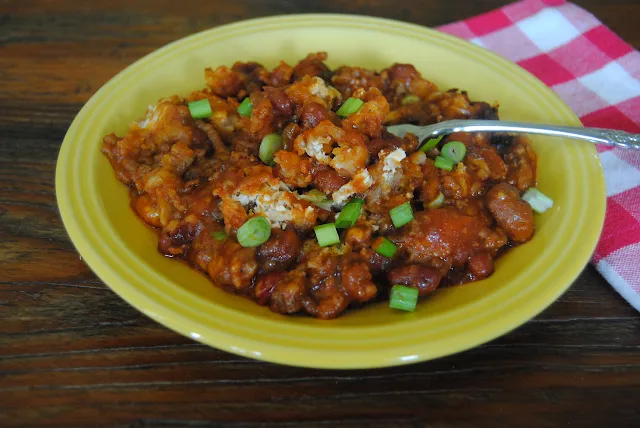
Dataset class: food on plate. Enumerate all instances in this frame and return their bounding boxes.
[102,52,551,319]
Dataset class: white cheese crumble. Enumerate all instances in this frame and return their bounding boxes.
[253,191,295,228]
[137,104,158,129]
[382,148,406,182]
[232,192,255,207]
[231,178,299,229]
[309,77,330,99]
[232,190,294,228]
[298,135,331,164]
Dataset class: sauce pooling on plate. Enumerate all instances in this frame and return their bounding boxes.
[102,52,539,319]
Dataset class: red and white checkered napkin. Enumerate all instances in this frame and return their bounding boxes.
[438,0,640,310]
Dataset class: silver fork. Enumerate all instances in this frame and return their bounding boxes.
[386,120,640,150]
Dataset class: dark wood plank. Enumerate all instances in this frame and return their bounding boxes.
[1,0,639,427]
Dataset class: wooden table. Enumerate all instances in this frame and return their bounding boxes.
[1,0,639,426]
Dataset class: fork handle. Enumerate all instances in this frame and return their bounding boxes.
[401,120,640,150]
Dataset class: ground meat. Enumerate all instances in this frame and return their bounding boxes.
[270,269,307,314]
[205,66,244,97]
[342,88,390,139]
[269,61,294,87]
[366,148,423,215]
[274,150,313,188]
[487,183,534,243]
[386,64,421,97]
[301,253,377,319]
[466,146,507,183]
[469,102,499,120]
[504,139,537,191]
[419,158,442,204]
[331,66,385,98]
[341,256,377,302]
[231,61,270,94]
[293,52,331,81]
[441,163,475,200]
[285,75,341,113]
[360,247,392,274]
[304,246,340,286]
[132,194,162,228]
[302,276,348,320]
[248,92,277,139]
[158,216,201,256]
[345,225,373,251]
[254,271,287,305]
[207,241,258,290]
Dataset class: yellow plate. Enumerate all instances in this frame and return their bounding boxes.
[56,14,605,369]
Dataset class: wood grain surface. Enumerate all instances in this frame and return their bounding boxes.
[1,0,640,427]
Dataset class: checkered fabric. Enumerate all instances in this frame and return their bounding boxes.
[438,0,640,310]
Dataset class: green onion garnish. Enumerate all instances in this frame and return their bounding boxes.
[389,202,414,228]
[401,94,421,105]
[440,141,466,163]
[419,135,444,153]
[427,192,445,209]
[434,155,454,171]
[389,285,419,312]
[335,198,363,229]
[237,97,253,117]
[375,237,398,258]
[188,99,212,119]
[522,187,554,214]
[301,189,328,201]
[336,97,364,118]
[259,133,282,166]
[314,200,333,211]
[299,189,333,211]
[237,216,271,247]
[314,223,340,247]
[211,230,228,241]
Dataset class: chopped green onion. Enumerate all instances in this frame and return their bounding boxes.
[237,216,271,247]
[389,202,414,228]
[389,285,419,312]
[401,94,421,105]
[301,189,328,201]
[299,189,333,211]
[336,97,364,118]
[441,141,467,163]
[313,200,333,211]
[335,198,363,229]
[434,155,454,171]
[522,187,554,214]
[211,230,228,241]
[237,97,253,117]
[259,133,282,165]
[314,223,340,247]
[419,135,444,152]
[188,99,212,119]
[375,237,398,258]
[427,192,445,209]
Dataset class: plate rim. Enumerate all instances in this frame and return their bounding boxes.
[55,13,606,369]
